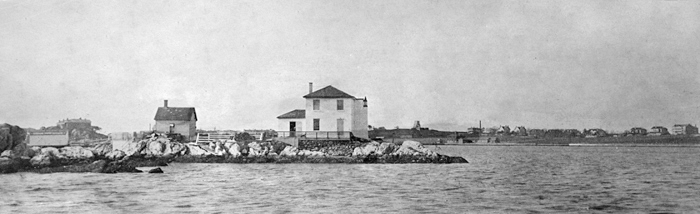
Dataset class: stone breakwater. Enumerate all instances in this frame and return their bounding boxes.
[0,130,467,174]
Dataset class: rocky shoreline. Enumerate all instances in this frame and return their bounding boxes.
[0,125,467,174]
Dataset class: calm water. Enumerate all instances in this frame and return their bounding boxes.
[2,145,700,213]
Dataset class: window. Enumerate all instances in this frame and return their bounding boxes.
[313,100,320,110]
[313,119,320,131]
[337,100,343,110]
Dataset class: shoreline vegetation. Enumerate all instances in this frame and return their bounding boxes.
[0,124,468,174]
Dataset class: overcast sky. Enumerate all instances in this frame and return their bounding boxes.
[1,0,699,133]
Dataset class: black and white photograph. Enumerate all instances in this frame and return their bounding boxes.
[1,0,700,213]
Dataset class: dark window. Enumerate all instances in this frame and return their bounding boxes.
[313,119,320,131]
[337,100,343,110]
[313,100,320,110]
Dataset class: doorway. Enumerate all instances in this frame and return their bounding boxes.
[337,119,344,137]
[289,122,296,137]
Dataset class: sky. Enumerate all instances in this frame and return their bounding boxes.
[1,0,699,133]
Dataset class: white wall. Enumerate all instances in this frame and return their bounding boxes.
[277,118,304,132]
[305,98,354,132]
[301,97,369,139]
[154,119,196,140]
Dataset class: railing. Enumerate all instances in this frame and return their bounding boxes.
[276,131,352,139]
[195,133,236,144]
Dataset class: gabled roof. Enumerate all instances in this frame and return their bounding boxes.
[155,107,197,121]
[277,109,305,119]
[303,85,356,99]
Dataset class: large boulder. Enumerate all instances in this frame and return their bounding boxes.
[377,142,397,155]
[279,146,299,157]
[11,143,35,158]
[214,141,227,156]
[30,154,51,167]
[0,150,13,158]
[59,146,95,159]
[0,124,26,153]
[90,143,113,157]
[0,157,17,173]
[105,150,126,160]
[351,147,363,157]
[162,141,186,157]
[122,140,147,157]
[40,147,62,158]
[352,141,393,156]
[186,144,213,156]
[247,142,263,157]
[392,140,436,157]
[227,143,241,158]
[147,140,165,156]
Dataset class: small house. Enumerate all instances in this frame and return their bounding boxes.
[648,126,669,136]
[630,127,647,136]
[154,100,197,141]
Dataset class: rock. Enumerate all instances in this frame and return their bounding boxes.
[362,141,380,154]
[352,147,363,156]
[106,150,126,160]
[90,143,113,157]
[377,142,397,155]
[248,142,263,157]
[0,157,17,173]
[0,150,12,158]
[88,160,107,173]
[449,156,469,163]
[352,141,390,156]
[30,154,51,167]
[393,140,436,157]
[31,146,41,154]
[227,143,241,158]
[279,146,298,157]
[147,141,165,156]
[162,141,186,157]
[12,143,35,158]
[272,142,287,154]
[148,167,164,173]
[186,144,213,156]
[214,141,227,156]
[0,123,26,154]
[40,147,62,158]
[59,146,95,159]
[122,141,147,157]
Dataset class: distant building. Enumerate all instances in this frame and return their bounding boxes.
[57,118,92,131]
[496,126,511,135]
[672,124,698,135]
[277,83,368,139]
[648,126,670,136]
[154,100,197,141]
[584,129,607,138]
[630,127,647,136]
[467,127,482,135]
[512,126,527,136]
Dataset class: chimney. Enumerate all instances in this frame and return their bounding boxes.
[309,82,313,94]
[164,100,168,108]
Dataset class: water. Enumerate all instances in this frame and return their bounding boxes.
[2,145,700,213]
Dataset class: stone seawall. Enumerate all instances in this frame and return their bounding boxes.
[298,139,362,156]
